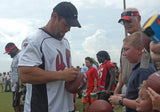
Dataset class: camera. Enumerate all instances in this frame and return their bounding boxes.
[143,14,160,44]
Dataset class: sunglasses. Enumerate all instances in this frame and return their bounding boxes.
[120,19,132,25]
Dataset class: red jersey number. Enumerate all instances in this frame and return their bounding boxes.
[56,49,71,71]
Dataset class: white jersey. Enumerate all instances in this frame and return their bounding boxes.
[11,51,21,92]
[4,74,11,81]
[18,29,73,112]
[0,75,3,83]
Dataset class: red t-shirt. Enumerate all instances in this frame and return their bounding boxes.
[85,67,98,102]
[86,67,98,89]
[98,60,115,90]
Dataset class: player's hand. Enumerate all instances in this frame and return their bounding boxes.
[146,87,160,111]
[93,87,97,93]
[109,94,122,105]
[106,89,111,95]
[62,68,79,81]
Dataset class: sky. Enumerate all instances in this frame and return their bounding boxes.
[0,0,160,73]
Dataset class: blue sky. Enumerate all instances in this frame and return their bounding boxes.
[0,0,160,73]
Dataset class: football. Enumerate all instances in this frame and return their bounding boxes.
[88,100,113,112]
[65,72,87,93]
[146,71,160,93]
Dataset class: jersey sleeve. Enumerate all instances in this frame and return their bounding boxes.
[18,40,43,67]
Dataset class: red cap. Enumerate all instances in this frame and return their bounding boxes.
[118,11,140,23]
[5,45,16,53]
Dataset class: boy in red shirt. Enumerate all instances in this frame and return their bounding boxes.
[85,57,98,112]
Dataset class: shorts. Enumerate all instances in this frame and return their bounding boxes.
[85,88,93,103]
[13,92,21,107]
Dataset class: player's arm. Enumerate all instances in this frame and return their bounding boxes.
[114,72,124,95]
[93,70,98,92]
[18,66,78,84]
[109,95,136,110]
[93,78,97,91]
[107,67,116,92]
[123,98,137,109]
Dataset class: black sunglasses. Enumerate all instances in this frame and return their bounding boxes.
[120,19,132,25]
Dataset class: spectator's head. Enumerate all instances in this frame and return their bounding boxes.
[96,51,110,63]
[3,72,6,75]
[76,66,81,71]
[85,57,93,68]
[136,81,153,112]
[122,32,143,63]
[113,62,118,70]
[118,8,141,34]
[4,42,19,58]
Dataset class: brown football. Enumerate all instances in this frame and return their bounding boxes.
[88,100,113,112]
[146,71,160,93]
[65,72,87,93]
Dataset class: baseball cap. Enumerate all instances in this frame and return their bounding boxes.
[4,42,16,53]
[53,2,81,28]
[118,8,140,23]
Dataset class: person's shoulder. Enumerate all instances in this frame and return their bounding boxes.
[136,65,156,76]
[28,29,50,41]
[63,37,69,41]
[138,62,156,71]
[106,60,115,67]
[92,67,97,71]
[26,29,52,47]
[63,37,70,46]
[90,67,98,74]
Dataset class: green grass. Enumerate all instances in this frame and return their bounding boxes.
[0,91,14,112]
[0,85,122,112]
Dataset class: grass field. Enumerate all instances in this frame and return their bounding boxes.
[0,87,122,112]
[0,91,14,112]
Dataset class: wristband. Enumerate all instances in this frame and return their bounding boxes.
[119,97,124,106]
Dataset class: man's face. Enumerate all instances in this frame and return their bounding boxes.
[122,41,139,63]
[8,49,16,58]
[96,56,104,63]
[123,17,140,34]
[52,15,71,39]
[85,60,92,68]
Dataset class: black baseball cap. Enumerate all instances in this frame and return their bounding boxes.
[53,2,81,28]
